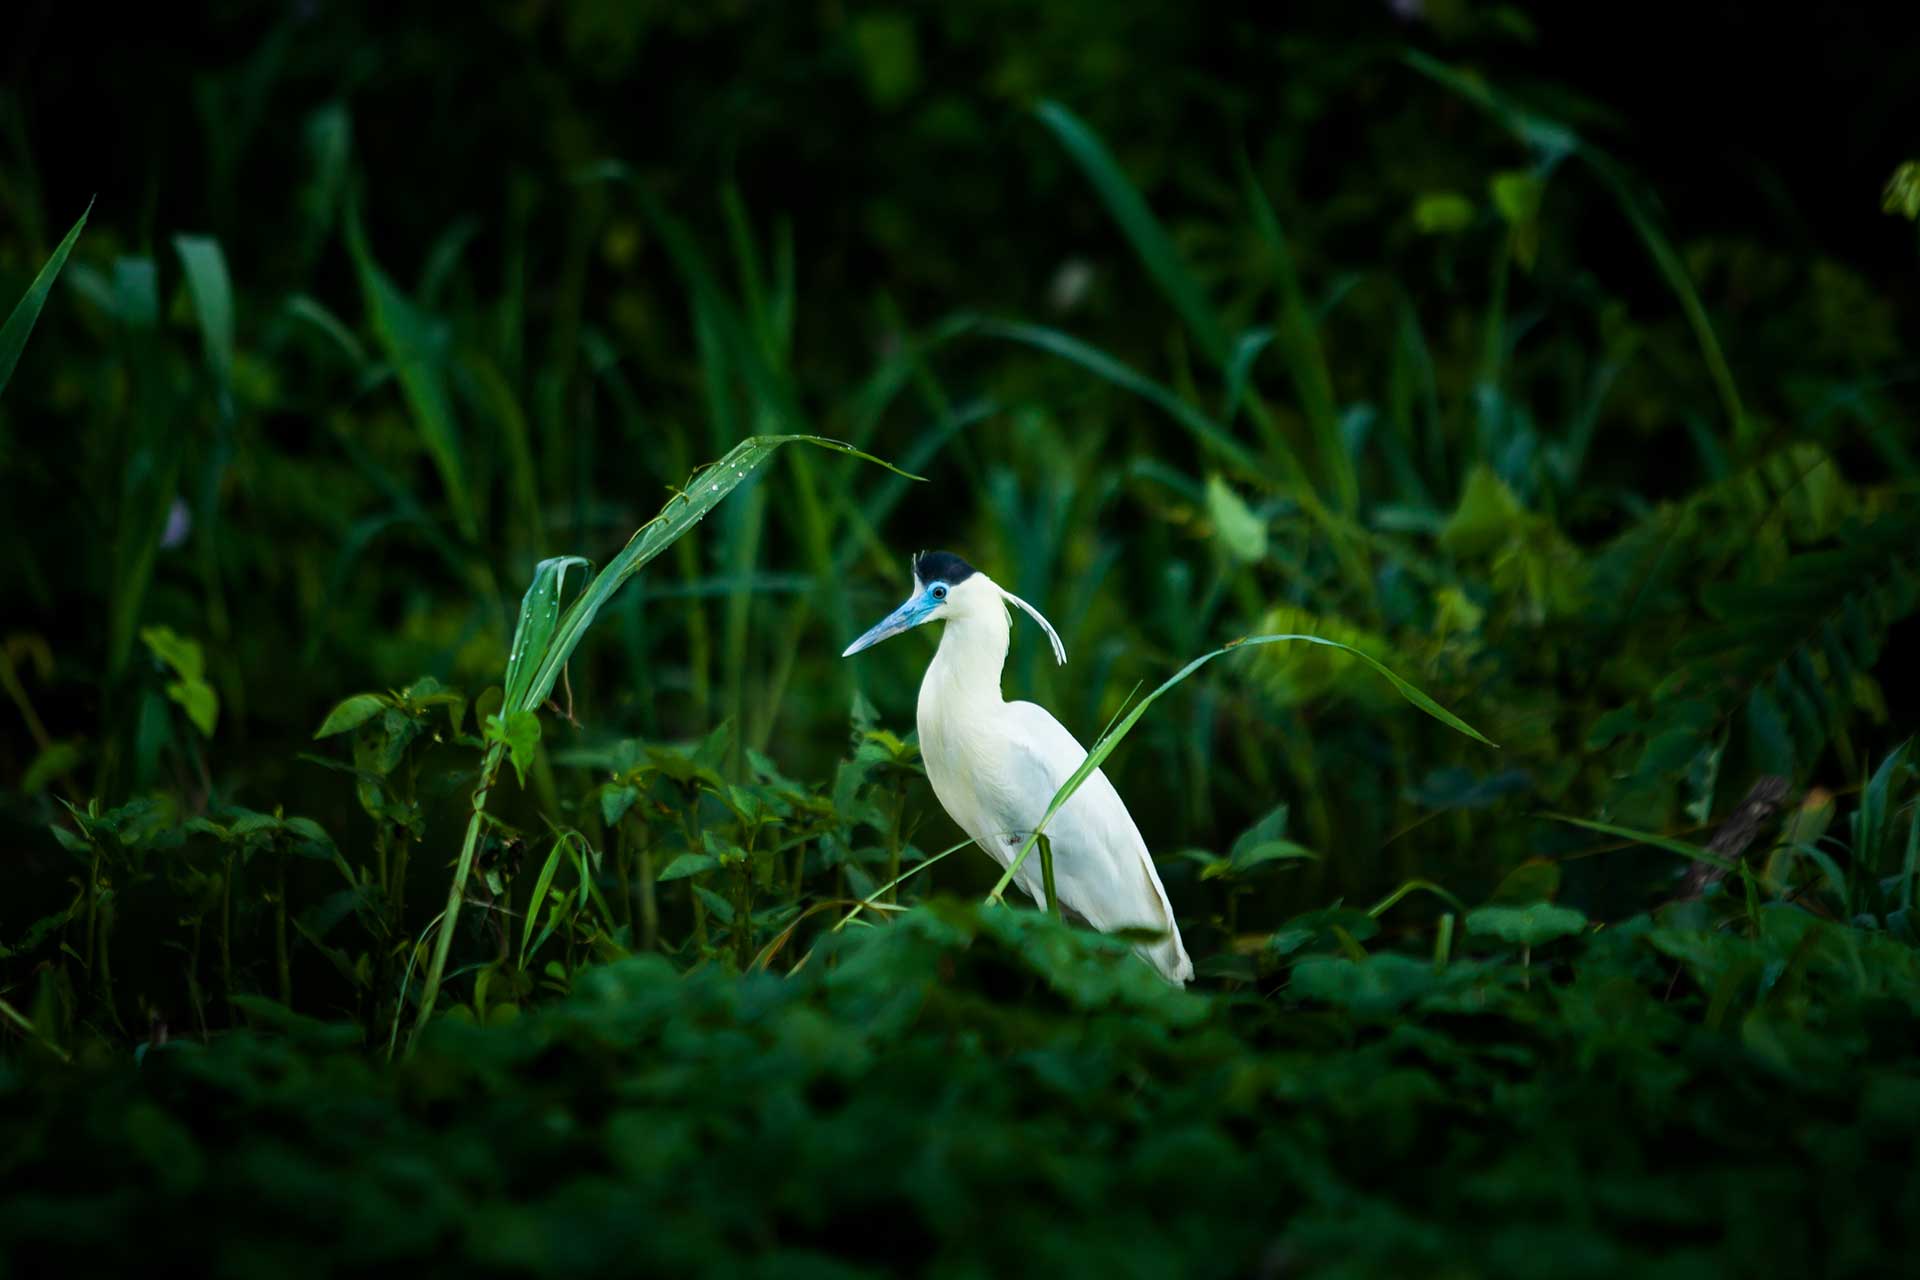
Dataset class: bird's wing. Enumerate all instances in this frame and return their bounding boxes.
[997,701,1192,982]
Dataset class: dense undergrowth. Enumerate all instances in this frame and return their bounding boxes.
[4,4,1920,1274]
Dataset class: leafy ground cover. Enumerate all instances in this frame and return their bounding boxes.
[3,4,1919,1274]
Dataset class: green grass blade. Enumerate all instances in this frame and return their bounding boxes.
[503,556,590,713]
[0,198,91,401]
[987,632,1495,902]
[1544,814,1737,872]
[518,838,568,967]
[172,235,236,400]
[1036,100,1227,364]
[520,435,919,713]
[1241,162,1358,513]
[345,202,477,538]
[967,317,1267,476]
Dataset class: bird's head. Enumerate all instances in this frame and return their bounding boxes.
[841,550,1066,664]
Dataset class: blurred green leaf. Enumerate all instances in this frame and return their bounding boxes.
[0,198,90,402]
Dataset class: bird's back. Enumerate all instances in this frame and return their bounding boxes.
[919,688,1192,983]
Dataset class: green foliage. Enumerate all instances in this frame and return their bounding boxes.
[6,902,1920,1277]
[2,8,1918,1274]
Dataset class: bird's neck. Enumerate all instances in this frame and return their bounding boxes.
[924,603,1009,713]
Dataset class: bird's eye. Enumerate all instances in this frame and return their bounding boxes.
[931,584,947,600]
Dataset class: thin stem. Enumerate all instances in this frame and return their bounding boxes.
[409,740,505,1048]
[274,858,292,1005]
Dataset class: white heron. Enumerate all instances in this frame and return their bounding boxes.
[841,550,1192,983]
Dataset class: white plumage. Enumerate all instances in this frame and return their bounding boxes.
[843,552,1192,983]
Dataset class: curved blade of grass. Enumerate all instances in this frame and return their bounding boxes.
[345,200,476,537]
[1221,327,1275,425]
[1241,161,1358,513]
[1404,51,1746,444]
[1544,813,1737,872]
[521,434,919,713]
[965,316,1267,476]
[1036,100,1227,365]
[0,197,91,402]
[987,633,1496,902]
[503,555,589,712]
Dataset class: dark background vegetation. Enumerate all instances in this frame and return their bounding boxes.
[2,2,1919,1275]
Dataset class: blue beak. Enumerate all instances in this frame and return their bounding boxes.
[842,588,938,657]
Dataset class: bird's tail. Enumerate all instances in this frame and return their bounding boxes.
[1137,928,1193,986]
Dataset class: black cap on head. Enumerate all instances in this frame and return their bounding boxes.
[912,550,976,587]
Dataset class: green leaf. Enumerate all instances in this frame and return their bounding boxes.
[142,627,218,736]
[519,840,567,967]
[172,235,235,396]
[20,742,82,797]
[1439,464,1526,557]
[693,885,736,924]
[1035,99,1227,364]
[313,693,387,739]
[485,711,542,788]
[1225,840,1319,876]
[848,13,919,107]
[657,853,718,882]
[1413,192,1475,233]
[1490,171,1543,225]
[1883,161,1920,220]
[503,556,590,714]
[139,626,205,683]
[600,783,641,828]
[344,203,475,537]
[1465,902,1587,945]
[1204,474,1267,562]
[166,679,219,738]
[521,436,918,713]
[0,198,91,401]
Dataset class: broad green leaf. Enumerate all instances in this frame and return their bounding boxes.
[0,198,91,401]
[849,13,919,107]
[142,627,218,736]
[167,679,219,738]
[1490,171,1543,225]
[600,783,641,828]
[139,626,205,683]
[1439,464,1527,557]
[658,853,718,882]
[1882,161,1920,220]
[313,694,388,739]
[486,710,542,787]
[1413,192,1475,233]
[1466,902,1587,945]
[1035,99,1226,364]
[1222,840,1318,877]
[1204,474,1267,562]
